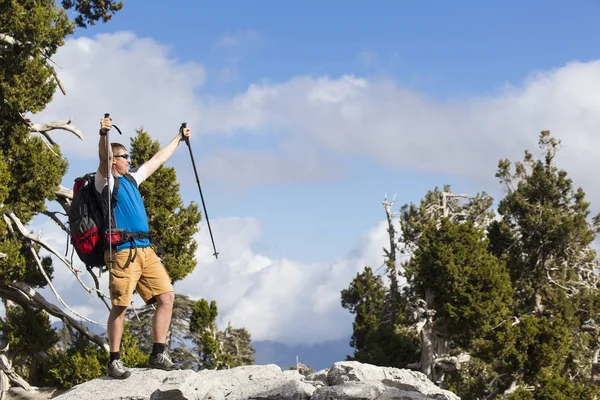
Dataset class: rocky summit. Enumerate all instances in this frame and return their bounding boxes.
[22,361,460,400]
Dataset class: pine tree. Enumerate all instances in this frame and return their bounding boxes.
[341,266,419,368]
[342,186,514,392]
[342,132,600,399]
[0,0,124,388]
[488,131,600,397]
[190,299,255,370]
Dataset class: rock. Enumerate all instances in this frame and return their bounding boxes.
[45,361,460,400]
[4,387,64,400]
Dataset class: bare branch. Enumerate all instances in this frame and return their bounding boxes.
[0,281,108,351]
[29,245,106,327]
[41,210,69,234]
[24,118,83,141]
[434,353,471,372]
[0,348,32,391]
[5,211,110,310]
[55,185,73,214]
[50,69,66,95]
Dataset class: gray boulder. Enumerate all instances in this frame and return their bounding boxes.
[11,361,459,400]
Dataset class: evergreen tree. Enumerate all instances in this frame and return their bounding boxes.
[341,266,419,368]
[220,323,255,368]
[0,0,124,388]
[190,299,255,370]
[129,129,201,282]
[0,305,59,385]
[405,219,513,389]
[342,131,600,399]
[488,131,600,397]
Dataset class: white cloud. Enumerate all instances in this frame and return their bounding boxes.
[196,62,600,204]
[38,32,600,204]
[176,217,392,345]
[39,32,206,160]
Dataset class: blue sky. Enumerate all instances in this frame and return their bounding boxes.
[32,0,600,352]
[79,0,600,97]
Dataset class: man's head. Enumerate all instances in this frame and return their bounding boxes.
[111,143,130,176]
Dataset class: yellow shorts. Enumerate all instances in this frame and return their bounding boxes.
[105,247,173,307]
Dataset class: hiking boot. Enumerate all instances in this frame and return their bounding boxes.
[108,359,131,379]
[148,352,178,371]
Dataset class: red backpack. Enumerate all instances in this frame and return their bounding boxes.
[68,173,123,268]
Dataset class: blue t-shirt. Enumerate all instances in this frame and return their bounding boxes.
[95,167,151,251]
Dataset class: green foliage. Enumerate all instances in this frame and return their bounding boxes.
[399,185,494,252]
[444,357,497,400]
[42,336,106,389]
[341,266,419,367]
[61,0,123,27]
[190,298,255,370]
[190,299,219,334]
[129,129,201,282]
[0,0,74,118]
[220,324,255,368]
[0,0,70,286]
[0,305,59,354]
[190,299,221,369]
[0,0,124,388]
[408,219,513,348]
[0,304,59,383]
[40,323,145,389]
[341,266,386,352]
[342,131,600,398]
[504,371,598,400]
[119,322,149,367]
[494,131,599,313]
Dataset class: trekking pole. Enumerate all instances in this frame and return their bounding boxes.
[103,113,114,263]
[180,122,219,259]
[103,113,123,263]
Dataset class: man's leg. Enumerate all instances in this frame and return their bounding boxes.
[108,305,127,352]
[138,248,177,370]
[147,291,178,370]
[152,291,174,344]
[105,248,140,379]
[107,305,131,379]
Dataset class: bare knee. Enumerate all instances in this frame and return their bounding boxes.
[155,291,174,308]
[109,305,127,322]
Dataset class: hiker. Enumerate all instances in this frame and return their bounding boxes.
[96,116,191,379]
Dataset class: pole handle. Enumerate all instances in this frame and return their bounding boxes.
[180,122,189,145]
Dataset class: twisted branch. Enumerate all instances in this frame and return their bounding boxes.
[5,211,110,315]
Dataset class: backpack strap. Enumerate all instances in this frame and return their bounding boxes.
[123,173,137,188]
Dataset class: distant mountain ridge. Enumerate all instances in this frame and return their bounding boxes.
[252,337,352,371]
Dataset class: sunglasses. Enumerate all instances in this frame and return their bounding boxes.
[114,154,130,160]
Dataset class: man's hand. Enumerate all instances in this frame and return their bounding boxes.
[180,126,191,141]
[100,117,112,135]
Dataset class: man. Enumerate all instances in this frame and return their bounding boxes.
[96,116,191,379]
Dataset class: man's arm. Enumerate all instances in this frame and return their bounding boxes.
[141,127,191,178]
[98,117,113,178]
